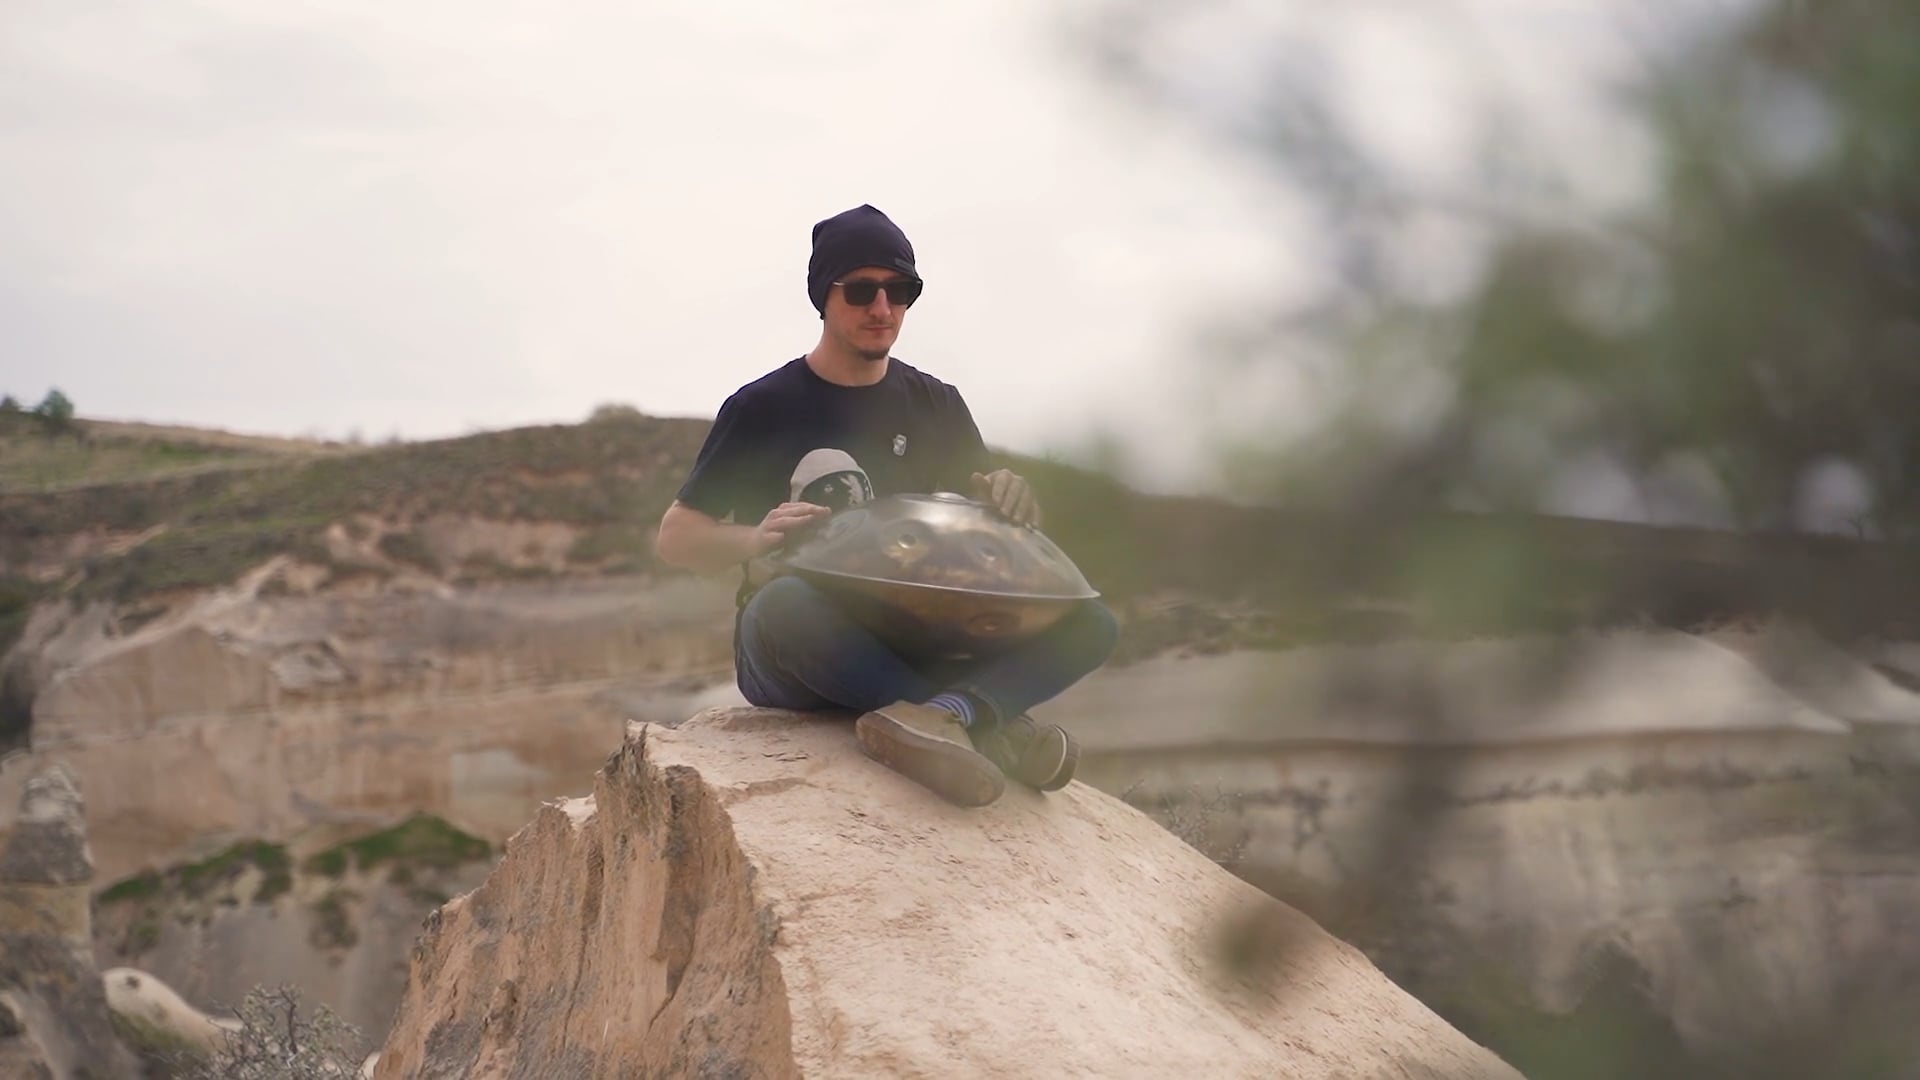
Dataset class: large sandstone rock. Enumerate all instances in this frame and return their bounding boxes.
[376,708,1517,1079]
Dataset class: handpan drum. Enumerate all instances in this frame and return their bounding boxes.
[775,491,1100,660]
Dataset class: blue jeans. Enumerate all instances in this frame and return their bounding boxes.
[734,575,1119,722]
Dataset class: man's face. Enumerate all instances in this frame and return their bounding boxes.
[825,266,918,362]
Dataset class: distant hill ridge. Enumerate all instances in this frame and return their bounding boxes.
[2,408,1916,661]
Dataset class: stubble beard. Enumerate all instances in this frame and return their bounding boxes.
[834,317,894,364]
[846,327,892,363]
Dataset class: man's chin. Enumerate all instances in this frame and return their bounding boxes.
[854,347,891,362]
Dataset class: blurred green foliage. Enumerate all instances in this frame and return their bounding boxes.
[1078,0,1920,638]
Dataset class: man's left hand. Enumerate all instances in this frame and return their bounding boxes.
[970,469,1041,528]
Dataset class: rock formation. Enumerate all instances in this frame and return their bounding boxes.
[0,765,139,1078]
[0,573,741,881]
[100,966,237,1061]
[376,708,1518,1079]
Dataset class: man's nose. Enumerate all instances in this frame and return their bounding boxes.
[865,291,891,314]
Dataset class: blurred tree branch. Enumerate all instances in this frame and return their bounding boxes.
[1068,0,1920,639]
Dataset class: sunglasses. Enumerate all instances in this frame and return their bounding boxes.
[834,277,923,307]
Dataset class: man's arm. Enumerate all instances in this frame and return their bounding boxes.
[940,386,1042,527]
[970,468,1040,527]
[654,500,830,575]
[662,390,824,574]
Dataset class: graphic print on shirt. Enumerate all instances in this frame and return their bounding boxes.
[789,447,874,511]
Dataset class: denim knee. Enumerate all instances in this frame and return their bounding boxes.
[736,577,829,709]
[1072,600,1121,667]
[742,575,826,639]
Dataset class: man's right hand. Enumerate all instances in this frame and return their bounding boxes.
[656,500,831,575]
[753,501,832,555]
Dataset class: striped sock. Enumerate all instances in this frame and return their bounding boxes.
[925,692,977,728]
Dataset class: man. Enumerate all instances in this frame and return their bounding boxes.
[654,204,1118,808]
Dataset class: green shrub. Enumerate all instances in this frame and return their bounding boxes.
[98,870,165,905]
[304,814,490,877]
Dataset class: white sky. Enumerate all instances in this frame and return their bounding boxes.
[2,0,1669,494]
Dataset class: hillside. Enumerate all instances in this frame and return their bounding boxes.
[0,412,342,494]
[6,408,1915,652]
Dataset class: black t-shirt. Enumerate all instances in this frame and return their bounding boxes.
[676,356,992,534]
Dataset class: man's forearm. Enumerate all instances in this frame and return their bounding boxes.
[656,511,763,575]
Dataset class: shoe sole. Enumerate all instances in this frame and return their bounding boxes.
[856,711,1006,808]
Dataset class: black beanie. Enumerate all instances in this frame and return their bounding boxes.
[807,204,920,315]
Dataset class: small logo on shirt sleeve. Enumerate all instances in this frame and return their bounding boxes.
[892,434,907,457]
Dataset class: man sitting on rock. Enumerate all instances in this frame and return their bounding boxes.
[654,204,1118,808]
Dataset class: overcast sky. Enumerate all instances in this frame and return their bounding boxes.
[3,0,1660,494]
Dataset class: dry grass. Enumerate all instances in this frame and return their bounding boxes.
[77,418,341,455]
[0,414,341,494]
[0,411,712,603]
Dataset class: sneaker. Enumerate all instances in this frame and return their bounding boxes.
[971,714,1078,792]
[854,701,1006,808]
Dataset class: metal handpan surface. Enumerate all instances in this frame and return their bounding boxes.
[778,491,1099,658]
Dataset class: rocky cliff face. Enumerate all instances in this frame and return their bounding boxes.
[376,708,1518,1079]
[12,554,1920,1076]
[1,568,741,882]
[1078,627,1920,1076]
[91,814,495,1039]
